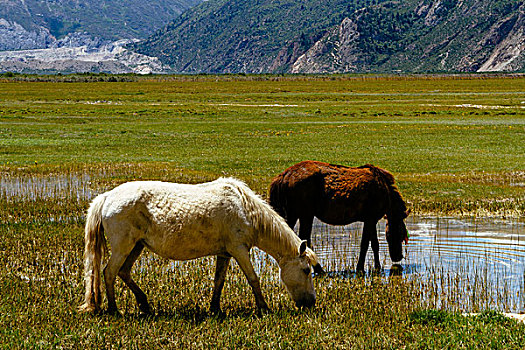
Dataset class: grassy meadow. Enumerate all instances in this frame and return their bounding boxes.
[1,75,525,348]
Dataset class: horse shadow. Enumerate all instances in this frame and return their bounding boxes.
[109,304,270,323]
[84,266,406,322]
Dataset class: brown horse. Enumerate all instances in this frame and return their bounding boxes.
[269,161,410,272]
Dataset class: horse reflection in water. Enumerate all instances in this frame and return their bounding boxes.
[270,161,410,273]
[79,177,320,316]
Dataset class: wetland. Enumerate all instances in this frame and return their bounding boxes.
[1,75,524,348]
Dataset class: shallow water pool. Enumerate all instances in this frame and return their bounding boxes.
[308,216,525,312]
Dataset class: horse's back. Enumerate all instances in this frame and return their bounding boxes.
[101,181,194,218]
[271,160,379,195]
[270,161,390,223]
[270,161,331,197]
[97,179,253,260]
[102,179,242,215]
[270,161,325,212]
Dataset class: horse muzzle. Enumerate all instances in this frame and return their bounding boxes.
[313,263,326,275]
[391,254,404,264]
[388,245,404,263]
[295,295,316,309]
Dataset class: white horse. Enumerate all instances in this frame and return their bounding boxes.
[79,177,320,315]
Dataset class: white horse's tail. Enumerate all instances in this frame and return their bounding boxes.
[79,193,107,313]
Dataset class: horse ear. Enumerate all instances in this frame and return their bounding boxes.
[299,240,307,256]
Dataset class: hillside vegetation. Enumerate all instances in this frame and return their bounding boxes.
[135,0,525,73]
[292,0,525,73]
[134,0,388,73]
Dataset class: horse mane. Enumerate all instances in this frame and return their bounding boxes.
[221,178,303,259]
[360,164,408,220]
[268,174,287,219]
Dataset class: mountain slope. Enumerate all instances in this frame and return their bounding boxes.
[136,0,525,73]
[134,0,387,73]
[0,0,203,50]
[291,0,524,73]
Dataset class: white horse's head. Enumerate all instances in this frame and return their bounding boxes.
[279,241,317,308]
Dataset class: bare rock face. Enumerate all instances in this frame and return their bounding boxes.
[478,4,525,72]
[0,36,171,74]
[291,17,363,73]
[0,19,54,50]
[415,0,451,27]
[0,0,203,73]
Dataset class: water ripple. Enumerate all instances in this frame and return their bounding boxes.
[309,216,525,312]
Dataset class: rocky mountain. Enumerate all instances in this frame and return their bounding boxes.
[135,0,525,73]
[0,0,203,73]
[292,0,525,73]
[0,35,170,74]
[0,0,203,50]
[134,0,386,73]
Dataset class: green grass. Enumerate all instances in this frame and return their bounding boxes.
[1,75,524,216]
[1,221,524,349]
[1,75,525,348]
[2,218,525,349]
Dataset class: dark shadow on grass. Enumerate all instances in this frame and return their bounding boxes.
[119,304,273,324]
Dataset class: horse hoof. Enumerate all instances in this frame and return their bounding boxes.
[78,303,99,314]
[138,308,153,318]
[256,305,271,317]
[105,308,122,317]
[209,302,222,314]
[355,265,365,276]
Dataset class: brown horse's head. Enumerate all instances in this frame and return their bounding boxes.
[385,208,411,263]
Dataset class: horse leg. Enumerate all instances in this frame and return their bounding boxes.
[298,215,314,247]
[117,241,151,315]
[356,224,372,273]
[103,236,137,315]
[210,254,231,314]
[230,247,269,314]
[367,222,381,271]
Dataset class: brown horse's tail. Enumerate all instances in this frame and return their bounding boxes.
[78,193,107,313]
[268,174,287,219]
